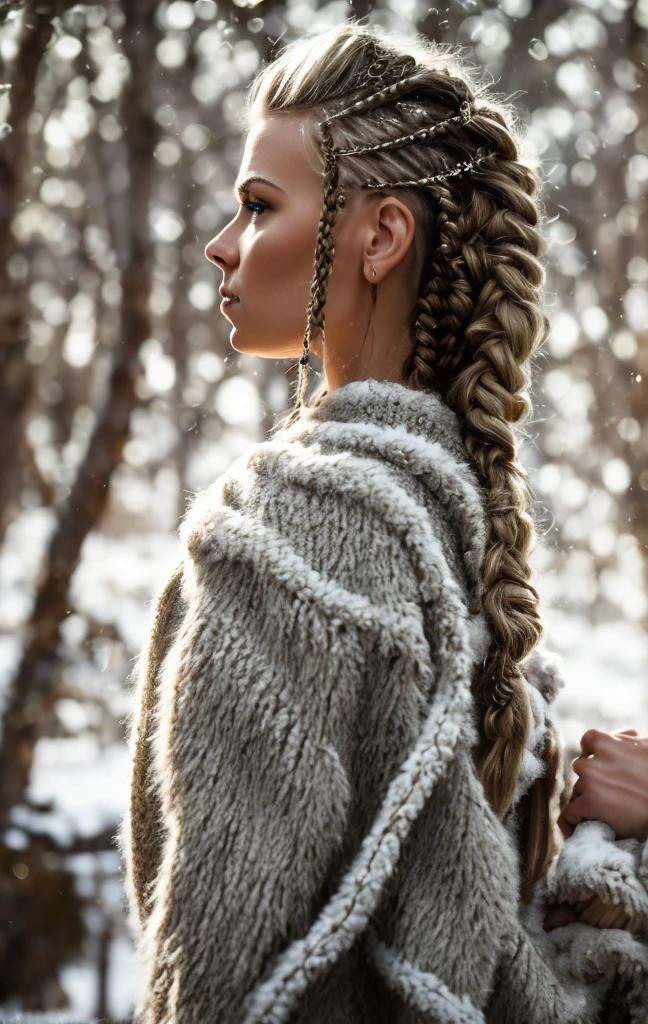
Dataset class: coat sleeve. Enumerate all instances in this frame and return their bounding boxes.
[126,492,432,1024]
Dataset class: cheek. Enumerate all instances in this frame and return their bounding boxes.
[242,218,316,302]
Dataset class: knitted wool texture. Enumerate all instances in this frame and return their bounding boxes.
[117,378,648,1024]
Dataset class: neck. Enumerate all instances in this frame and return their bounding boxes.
[321,336,412,391]
[310,276,417,393]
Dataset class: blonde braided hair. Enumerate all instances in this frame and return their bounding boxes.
[246,22,559,899]
[298,120,341,382]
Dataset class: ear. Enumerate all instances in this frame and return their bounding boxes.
[362,196,417,283]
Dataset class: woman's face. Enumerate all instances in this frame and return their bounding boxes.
[205,113,334,360]
[205,111,420,381]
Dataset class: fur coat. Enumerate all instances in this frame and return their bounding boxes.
[117,378,648,1024]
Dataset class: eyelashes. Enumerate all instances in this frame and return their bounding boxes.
[241,197,270,219]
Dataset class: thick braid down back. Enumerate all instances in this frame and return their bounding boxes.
[245,22,557,898]
[403,135,556,896]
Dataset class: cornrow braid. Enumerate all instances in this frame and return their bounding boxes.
[407,179,477,389]
[247,22,556,900]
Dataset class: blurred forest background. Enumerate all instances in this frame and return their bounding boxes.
[0,0,646,1017]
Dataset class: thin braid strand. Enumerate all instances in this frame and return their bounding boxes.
[334,100,472,157]
[363,153,493,190]
[294,120,341,412]
[323,69,432,124]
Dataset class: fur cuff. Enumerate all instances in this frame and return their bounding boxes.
[529,867,648,1023]
[547,820,648,938]
[546,921,648,1023]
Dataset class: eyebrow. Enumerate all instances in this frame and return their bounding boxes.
[234,175,286,199]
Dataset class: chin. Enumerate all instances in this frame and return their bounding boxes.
[229,331,304,361]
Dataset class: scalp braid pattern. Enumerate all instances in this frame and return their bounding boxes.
[246,23,558,897]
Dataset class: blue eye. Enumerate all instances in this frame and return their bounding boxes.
[242,198,269,217]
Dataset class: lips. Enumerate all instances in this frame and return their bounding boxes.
[219,285,239,302]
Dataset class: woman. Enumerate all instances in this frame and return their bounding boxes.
[117,22,648,1024]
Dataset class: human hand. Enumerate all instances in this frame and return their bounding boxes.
[558,728,648,842]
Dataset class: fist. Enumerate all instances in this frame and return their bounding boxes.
[558,728,648,841]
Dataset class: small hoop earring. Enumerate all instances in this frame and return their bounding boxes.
[371,267,377,278]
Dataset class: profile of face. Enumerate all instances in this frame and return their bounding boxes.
[204,112,424,388]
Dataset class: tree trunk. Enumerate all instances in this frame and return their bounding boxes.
[0,1,62,545]
[0,0,161,822]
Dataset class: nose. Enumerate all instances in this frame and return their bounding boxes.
[204,224,239,272]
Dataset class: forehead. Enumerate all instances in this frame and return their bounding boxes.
[239,113,322,189]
